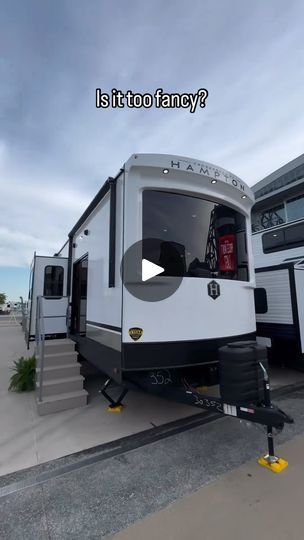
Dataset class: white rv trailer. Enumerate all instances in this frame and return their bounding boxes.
[52,153,257,384]
[251,153,304,363]
[26,251,69,347]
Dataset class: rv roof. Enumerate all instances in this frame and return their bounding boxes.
[126,153,254,202]
[252,153,304,200]
[69,153,254,239]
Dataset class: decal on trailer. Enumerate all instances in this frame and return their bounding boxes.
[169,159,247,195]
[223,403,237,416]
[208,280,220,300]
[129,327,144,341]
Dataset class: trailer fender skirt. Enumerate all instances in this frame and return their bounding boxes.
[258,456,289,473]
[107,404,124,413]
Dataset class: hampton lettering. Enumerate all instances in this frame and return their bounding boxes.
[170,160,245,192]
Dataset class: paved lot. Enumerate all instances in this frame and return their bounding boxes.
[0,384,303,539]
[0,324,203,476]
[1,323,304,477]
[2,322,304,538]
[112,433,304,540]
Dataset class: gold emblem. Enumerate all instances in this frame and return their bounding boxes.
[129,327,143,341]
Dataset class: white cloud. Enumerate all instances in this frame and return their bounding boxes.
[1,0,304,282]
[0,159,92,266]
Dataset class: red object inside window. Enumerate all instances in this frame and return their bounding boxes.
[219,234,237,273]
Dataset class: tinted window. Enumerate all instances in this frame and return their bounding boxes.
[285,223,304,244]
[251,204,285,232]
[143,190,249,281]
[286,194,304,221]
[44,266,64,296]
[262,222,304,253]
[262,229,285,252]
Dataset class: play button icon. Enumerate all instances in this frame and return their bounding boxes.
[142,259,164,282]
[120,238,183,302]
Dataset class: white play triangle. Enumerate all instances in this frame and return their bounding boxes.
[142,259,164,282]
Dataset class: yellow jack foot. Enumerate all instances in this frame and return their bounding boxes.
[196,385,208,393]
[258,456,288,473]
[107,404,124,413]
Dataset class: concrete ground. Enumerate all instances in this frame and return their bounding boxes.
[0,384,304,539]
[1,320,304,478]
[1,318,304,538]
[112,434,304,540]
[0,321,204,476]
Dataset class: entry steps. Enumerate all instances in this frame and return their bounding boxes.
[36,338,88,415]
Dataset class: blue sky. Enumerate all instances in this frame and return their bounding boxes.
[1,0,304,299]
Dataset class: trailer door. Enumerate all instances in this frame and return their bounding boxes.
[71,255,88,336]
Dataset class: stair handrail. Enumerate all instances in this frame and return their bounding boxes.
[19,296,28,334]
[36,296,46,402]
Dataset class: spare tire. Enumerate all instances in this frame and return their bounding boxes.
[219,341,267,405]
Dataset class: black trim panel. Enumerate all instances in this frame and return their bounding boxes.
[86,320,121,332]
[122,332,256,371]
[73,335,122,383]
[73,332,256,381]
[256,322,296,340]
[254,287,268,314]
[28,253,36,349]
[108,177,117,287]
[256,262,296,273]
[67,236,73,297]
[43,316,66,319]
[288,266,301,338]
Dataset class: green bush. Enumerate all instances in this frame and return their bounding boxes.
[9,356,36,392]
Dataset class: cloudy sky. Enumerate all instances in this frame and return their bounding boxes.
[1,0,304,299]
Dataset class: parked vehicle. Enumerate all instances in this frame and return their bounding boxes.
[25,154,296,454]
[251,153,304,364]
[50,153,256,383]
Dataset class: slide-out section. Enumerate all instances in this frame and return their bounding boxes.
[27,255,68,345]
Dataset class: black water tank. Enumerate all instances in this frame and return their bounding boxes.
[219,341,268,404]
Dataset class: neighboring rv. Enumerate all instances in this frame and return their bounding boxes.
[48,153,256,384]
[26,252,69,346]
[252,153,304,363]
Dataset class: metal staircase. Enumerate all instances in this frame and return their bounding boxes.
[36,339,88,415]
[35,297,88,416]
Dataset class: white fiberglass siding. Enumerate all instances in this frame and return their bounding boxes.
[72,176,123,329]
[295,268,304,352]
[255,269,293,324]
[122,158,256,344]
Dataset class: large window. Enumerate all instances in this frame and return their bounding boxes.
[286,193,304,222]
[142,190,249,281]
[262,221,304,253]
[251,204,286,232]
[252,193,304,233]
[44,266,64,296]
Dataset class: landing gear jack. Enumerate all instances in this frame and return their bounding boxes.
[100,377,129,413]
[127,365,293,473]
[257,362,289,473]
